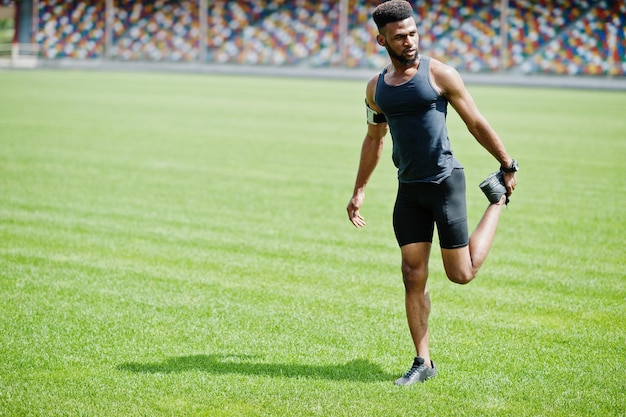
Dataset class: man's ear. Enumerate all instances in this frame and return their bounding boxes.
[376,34,386,47]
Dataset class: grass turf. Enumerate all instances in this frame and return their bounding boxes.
[0,69,624,416]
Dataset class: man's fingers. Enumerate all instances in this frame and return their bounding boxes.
[351,218,366,227]
[507,178,517,195]
[349,210,366,227]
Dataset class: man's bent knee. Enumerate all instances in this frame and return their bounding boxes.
[445,268,476,285]
[441,246,477,285]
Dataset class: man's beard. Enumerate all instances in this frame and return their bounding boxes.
[386,45,418,66]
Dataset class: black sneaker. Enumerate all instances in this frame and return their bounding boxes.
[393,357,437,386]
[479,171,509,204]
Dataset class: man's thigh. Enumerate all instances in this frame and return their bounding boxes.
[393,185,435,247]
[435,168,469,249]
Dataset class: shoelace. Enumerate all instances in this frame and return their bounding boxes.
[403,361,427,378]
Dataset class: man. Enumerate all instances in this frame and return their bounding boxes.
[346,0,518,386]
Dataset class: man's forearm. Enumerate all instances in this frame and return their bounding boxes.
[353,134,384,193]
[469,121,511,167]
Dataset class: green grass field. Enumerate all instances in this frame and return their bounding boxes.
[1,69,624,416]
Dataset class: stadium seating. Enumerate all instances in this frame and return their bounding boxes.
[507,0,583,67]
[207,1,340,66]
[36,0,106,59]
[28,0,626,76]
[113,0,199,61]
[528,0,626,75]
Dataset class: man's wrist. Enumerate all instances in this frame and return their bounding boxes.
[500,159,519,173]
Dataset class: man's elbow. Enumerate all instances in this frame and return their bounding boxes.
[366,125,388,143]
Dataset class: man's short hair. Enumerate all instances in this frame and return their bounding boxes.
[372,0,414,31]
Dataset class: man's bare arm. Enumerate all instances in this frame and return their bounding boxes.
[433,62,517,195]
[347,76,389,227]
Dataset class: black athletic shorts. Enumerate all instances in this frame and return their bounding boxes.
[393,168,469,249]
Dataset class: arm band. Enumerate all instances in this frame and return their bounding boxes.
[365,99,386,125]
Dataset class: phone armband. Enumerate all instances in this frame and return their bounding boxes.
[365,99,386,125]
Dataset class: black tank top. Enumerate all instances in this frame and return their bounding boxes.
[375,56,462,183]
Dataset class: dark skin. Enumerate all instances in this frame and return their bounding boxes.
[347,18,517,368]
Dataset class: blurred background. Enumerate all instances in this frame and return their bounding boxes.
[0,0,624,76]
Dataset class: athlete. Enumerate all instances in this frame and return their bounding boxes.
[346,0,518,386]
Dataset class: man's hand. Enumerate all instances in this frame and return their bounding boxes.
[347,191,366,227]
[502,171,517,197]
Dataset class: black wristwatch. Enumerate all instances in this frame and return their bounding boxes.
[501,159,519,173]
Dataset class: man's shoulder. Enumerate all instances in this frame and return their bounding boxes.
[366,66,388,98]
[368,65,388,83]
[426,57,463,92]
[424,55,455,74]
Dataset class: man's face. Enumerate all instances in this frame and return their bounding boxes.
[377,18,419,66]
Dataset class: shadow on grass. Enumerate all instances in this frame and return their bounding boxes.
[118,354,393,383]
